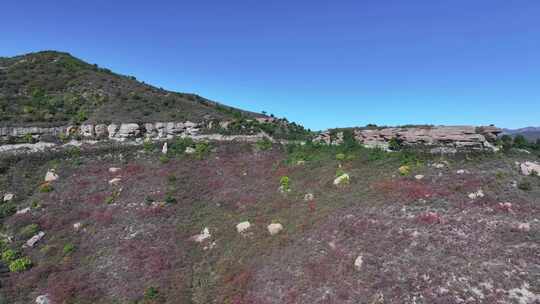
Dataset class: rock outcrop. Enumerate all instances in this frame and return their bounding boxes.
[314,125,502,152]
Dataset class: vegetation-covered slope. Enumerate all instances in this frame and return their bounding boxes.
[0,139,539,303]
[0,51,263,127]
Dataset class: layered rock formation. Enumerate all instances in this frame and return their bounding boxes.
[314,125,502,152]
[0,121,203,142]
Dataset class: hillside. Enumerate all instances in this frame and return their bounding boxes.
[0,51,263,127]
[1,139,539,303]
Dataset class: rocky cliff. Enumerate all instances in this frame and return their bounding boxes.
[314,125,502,152]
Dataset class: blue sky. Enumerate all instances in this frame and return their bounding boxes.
[1,0,539,130]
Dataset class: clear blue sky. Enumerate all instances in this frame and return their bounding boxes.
[1,1,539,130]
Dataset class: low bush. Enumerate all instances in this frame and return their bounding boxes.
[279,176,290,191]
[255,137,273,151]
[194,142,211,159]
[518,180,532,191]
[63,243,75,255]
[1,249,17,263]
[19,223,39,239]
[9,256,32,272]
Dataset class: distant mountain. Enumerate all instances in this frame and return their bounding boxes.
[0,51,264,127]
[502,127,540,142]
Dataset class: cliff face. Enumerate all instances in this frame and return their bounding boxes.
[315,125,502,152]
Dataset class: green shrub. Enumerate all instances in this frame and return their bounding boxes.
[0,203,16,219]
[194,142,210,159]
[9,257,32,272]
[335,153,346,161]
[388,137,403,151]
[279,176,290,191]
[165,194,177,204]
[255,137,273,151]
[63,243,75,255]
[1,249,17,263]
[169,137,194,155]
[143,140,155,152]
[159,155,169,164]
[20,224,39,239]
[144,286,159,300]
[336,168,346,177]
[518,180,532,191]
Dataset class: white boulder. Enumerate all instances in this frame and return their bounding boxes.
[185,147,196,154]
[333,173,350,185]
[236,221,251,234]
[109,177,122,185]
[24,231,45,248]
[44,169,58,182]
[354,255,364,271]
[468,189,485,200]
[304,193,314,201]
[36,295,50,304]
[520,161,540,176]
[414,175,424,180]
[108,167,121,173]
[16,207,30,215]
[267,223,283,235]
[192,227,211,243]
[3,193,14,202]
[162,142,168,154]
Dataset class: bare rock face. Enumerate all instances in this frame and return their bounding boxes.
[520,161,540,176]
[315,125,501,152]
[80,124,95,137]
[94,124,108,138]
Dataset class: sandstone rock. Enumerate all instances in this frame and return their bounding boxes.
[24,231,45,248]
[354,255,364,271]
[108,167,121,173]
[73,222,82,231]
[36,294,50,304]
[3,193,14,202]
[44,169,58,182]
[107,123,120,138]
[162,142,168,154]
[520,161,540,176]
[456,169,466,174]
[236,221,251,234]
[267,223,283,235]
[333,173,350,185]
[117,123,141,138]
[414,175,424,180]
[192,227,211,243]
[80,124,94,137]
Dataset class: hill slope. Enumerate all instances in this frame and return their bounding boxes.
[0,51,262,127]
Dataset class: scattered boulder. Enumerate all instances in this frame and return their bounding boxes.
[354,255,364,271]
[304,193,314,201]
[24,231,45,248]
[520,161,540,176]
[517,222,531,232]
[16,207,30,215]
[109,177,122,185]
[267,223,283,235]
[73,222,82,231]
[162,142,168,154]
[191,227,211,243]
[433,163,445,169]
[236,221,251,234]
[185,147,196,154]
[456,169,466,174]
[35,295,50,304]
[3,193,14,202]
[333,173,350,186]
[44,169,58,182]
[414,175,424,180]
[108,167,121,173]
[468,189,485,200]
